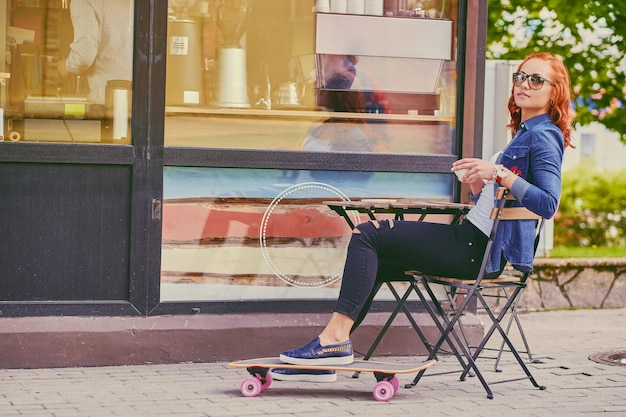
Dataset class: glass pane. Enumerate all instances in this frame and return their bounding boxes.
[164,0,458,154]
[160,166,454,302]
[2,0,134,144]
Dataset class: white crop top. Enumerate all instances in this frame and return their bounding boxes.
[466,181,496,237]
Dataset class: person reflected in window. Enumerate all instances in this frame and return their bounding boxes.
[302,89,371,153]
[301,55,386,155]
[274,52,574,379]
[294,56,378,189]
[57,0,133,104]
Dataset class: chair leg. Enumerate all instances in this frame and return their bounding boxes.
[493,289,539,372]
[445,288,478,360]
[426,284,477,364]
[351,280,432,378]
[514,309,540,363]
[405,278,493,399]
[409,279,494,399]
[415,279,469,366]
[392,282,434,355]
[461,290,545,392]
[359,282,417,361]
[493,302,516,372]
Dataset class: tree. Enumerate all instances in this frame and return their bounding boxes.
[486,1,626,144]
[554,164,626,247]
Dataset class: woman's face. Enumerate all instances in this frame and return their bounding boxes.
[513,58,554,121]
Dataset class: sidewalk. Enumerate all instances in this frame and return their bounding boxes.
[1,308,625,417]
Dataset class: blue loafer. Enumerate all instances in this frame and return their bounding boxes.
[279,337,354,365]
[270,368,337,383]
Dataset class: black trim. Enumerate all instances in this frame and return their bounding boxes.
[455,1,468,160]
[0,142,135,164]
[473,1,488,159]
[452,1,468,203]
[0,299,430,317]
[0,302,141,317]
[164,148,458,173]
[456,0,487,160]
[127,0,168,315]
[150,300,429,316]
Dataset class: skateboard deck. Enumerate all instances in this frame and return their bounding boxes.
[229,358,436,402]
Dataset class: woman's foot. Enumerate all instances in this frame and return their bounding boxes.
[279,337,354,365]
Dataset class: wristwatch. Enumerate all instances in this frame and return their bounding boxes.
[495,164,511,183]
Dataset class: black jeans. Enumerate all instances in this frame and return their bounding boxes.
[334,219,488,321]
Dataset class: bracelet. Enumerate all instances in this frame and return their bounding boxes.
[491,165,498,182]
[494,164,511,183]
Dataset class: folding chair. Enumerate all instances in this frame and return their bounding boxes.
[405,187,546,399]
[349,277,432,362]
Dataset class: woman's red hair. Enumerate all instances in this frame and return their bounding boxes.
[507,52,574,148]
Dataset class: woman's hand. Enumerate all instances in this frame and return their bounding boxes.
[452,158,498,195]
[452,158,495,184]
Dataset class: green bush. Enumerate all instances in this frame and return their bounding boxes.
[554,162,626,247]
[549,245,626,258]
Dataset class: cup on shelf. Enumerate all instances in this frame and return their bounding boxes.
[316,0,330,13]
[330,0,347,13]
[347,0,365,14]
[365,0,384,16]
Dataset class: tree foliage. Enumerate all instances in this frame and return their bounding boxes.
[554,164,626,247]
[486,1,626,144]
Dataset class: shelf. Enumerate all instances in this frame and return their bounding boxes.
[165,106,453,123]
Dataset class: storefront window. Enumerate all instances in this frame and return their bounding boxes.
[1,0,134,144]
[161,166,453,302]
[164,0,458,154]
[161,0,462,304]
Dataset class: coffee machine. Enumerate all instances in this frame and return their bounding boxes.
[211,0,251,108]
[166,0,204,106]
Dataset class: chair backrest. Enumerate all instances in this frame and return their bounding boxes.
[490,186,543,222]
[477,187,546,281]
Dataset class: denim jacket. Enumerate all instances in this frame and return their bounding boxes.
[475,113,564,274]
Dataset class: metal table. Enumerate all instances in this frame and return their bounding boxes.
[323,199,472,229]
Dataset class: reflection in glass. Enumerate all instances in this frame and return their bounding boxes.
[160,166,453,302]
[3,0,134,143]
[160,1,464,304]
[166,0,204,106]
[211,0,251,107]
[164,0,458,153]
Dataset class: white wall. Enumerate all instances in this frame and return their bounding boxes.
[564,123,626,172]
[482,60,519,159]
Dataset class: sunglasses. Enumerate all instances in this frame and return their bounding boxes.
[512,72,556,90]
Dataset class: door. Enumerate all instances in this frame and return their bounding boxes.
[0,0,165,316]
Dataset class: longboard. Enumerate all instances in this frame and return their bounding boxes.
[229,357,436,402]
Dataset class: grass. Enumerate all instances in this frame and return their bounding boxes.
[548,245,626,258]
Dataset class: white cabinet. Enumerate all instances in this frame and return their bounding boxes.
[314,13,455,115]
[315,13,453,60]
